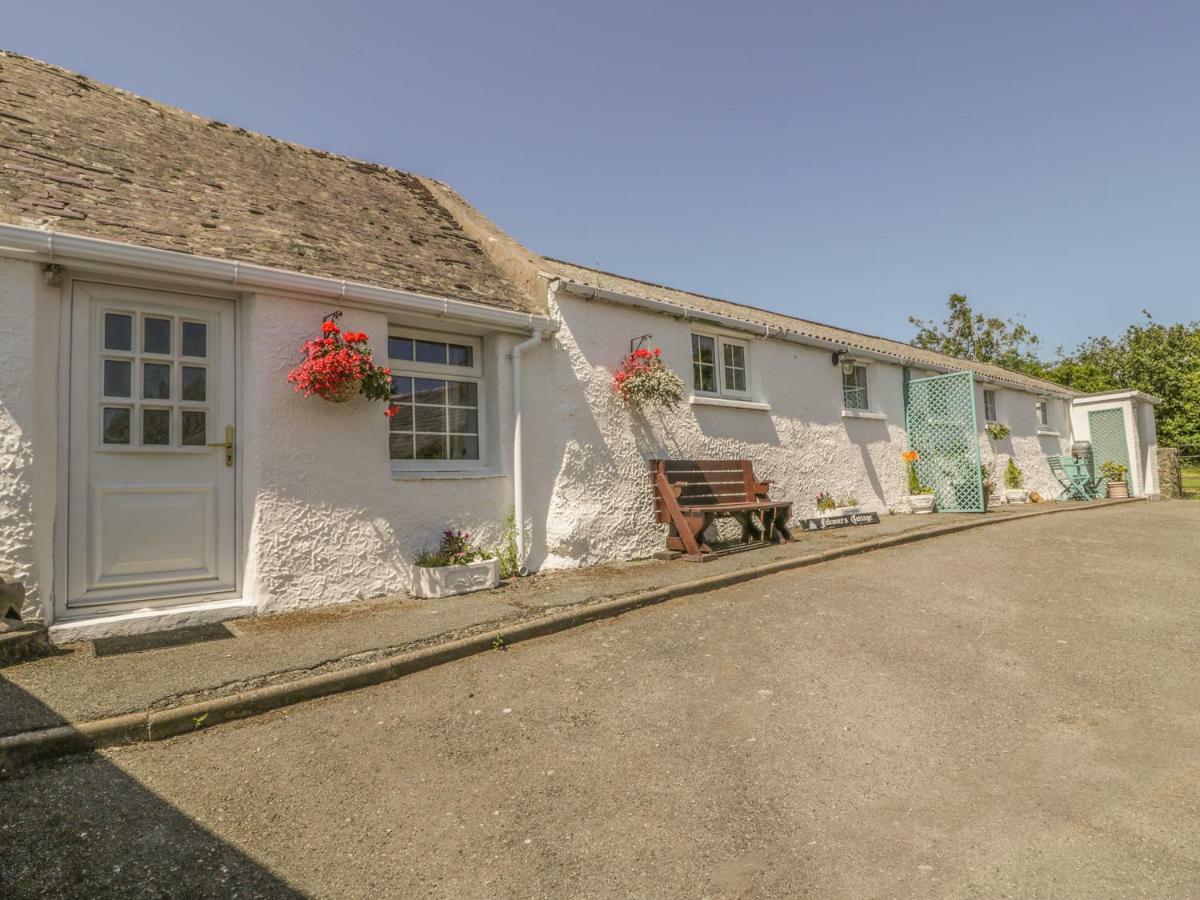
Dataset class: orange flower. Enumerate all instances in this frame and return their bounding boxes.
[902,450,919,463]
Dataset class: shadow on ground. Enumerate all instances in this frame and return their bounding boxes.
[0,677,304,899]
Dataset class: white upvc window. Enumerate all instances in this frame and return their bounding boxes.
[387,329,484,471]
[842,364,869,411]
[1035,399,1049,428]
[691,332,750,398]
[983,389,998,423]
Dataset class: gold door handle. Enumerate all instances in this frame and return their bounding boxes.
[207,425,234,467]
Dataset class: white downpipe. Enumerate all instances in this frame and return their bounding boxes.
[511,330,545,575]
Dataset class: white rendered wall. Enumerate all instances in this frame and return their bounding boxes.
[520,291,913,571]
[976,384,1072,499]
[6,257,1150,627]
[238,292,518,612]
[1073,395,1161,497]
[1136,400,1159,496]
[0,258,59,623]
[1069,396,1147,495]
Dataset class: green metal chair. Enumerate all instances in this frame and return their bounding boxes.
[1049,455,1086,500]
[1049,455,1101,500]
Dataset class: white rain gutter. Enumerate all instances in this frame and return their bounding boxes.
[0,223,558,333]
[557,279,1075,398]
[1073,389,1162,406]
[509,330,545,575]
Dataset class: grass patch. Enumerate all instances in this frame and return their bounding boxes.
[1181,464,1200,499]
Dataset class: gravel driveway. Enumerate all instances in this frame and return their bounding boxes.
[2,502,1197,898]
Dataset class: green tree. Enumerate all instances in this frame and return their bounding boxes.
[909,293,1045,375]
[1044,314,1200,449]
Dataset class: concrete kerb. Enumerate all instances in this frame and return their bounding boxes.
[0,498,1141,774]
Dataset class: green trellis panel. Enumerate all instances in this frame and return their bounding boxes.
[905,371,985,512]
[1088,408,1132,493]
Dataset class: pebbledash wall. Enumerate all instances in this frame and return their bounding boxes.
[237,293,523,614]
[516,279,1078,570]
[0,258,59,623]
[0,256,1143,628]
[973,384,1073,500]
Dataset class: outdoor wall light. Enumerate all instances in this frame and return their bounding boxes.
[42,264,63,287]
[832,349,856,375]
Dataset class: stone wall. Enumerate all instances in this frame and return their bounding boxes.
[1157,447,1182,499]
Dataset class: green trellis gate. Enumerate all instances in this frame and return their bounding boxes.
[904,370,985,512]
[1088,408,1132,494]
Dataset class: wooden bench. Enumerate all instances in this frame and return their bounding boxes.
[650,459,793,560]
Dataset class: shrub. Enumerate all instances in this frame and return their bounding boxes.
[1004,458,1024,489]
[1100,461,1128,482]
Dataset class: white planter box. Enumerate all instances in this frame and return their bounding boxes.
[411,558,500,599]
[1005,489,1029,504]
[909,494,935,514]
[818,505,861,518]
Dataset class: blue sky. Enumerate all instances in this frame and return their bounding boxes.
[5,1,1198,352]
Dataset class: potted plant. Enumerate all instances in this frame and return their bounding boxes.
[1004,458,1028,503]
[1100,461,1130,498]
[982,464,1001,508]
[411,529,500,599]
[287,313,397,416]
[985,422,1011,441]
[903,450,935,513]
[815,492,860,516]
[612,346,685,410]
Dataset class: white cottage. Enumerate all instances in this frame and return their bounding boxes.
[0,53,1158,640]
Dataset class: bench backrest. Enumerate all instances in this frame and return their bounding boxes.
[650,459,760,520]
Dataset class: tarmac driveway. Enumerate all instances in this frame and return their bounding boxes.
[2,502,1198,898]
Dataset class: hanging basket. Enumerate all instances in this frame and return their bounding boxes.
[320,379,361,403]
[286,313,397,417]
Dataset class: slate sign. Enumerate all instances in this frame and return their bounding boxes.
[797,511,881,531]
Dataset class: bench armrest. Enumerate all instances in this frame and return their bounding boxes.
[753,481,772,497]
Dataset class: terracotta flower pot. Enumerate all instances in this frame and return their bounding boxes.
[1106,481,1129,499]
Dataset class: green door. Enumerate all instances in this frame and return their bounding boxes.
[905,371,985,512]
[1089,408,1132,495]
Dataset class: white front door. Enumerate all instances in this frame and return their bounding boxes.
[67,282,237,611]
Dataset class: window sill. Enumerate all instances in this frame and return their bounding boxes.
[841,408,887,420]
[391,468,505,481]
[689,395,771,412]
[1037,429,1060,437]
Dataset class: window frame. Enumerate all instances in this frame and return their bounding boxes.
[94,305,216,455]
[842,363,870,412]
[983,388,998,423]
[690,330,752,400]
[387,327,486,473]
[1035,399,1049,429]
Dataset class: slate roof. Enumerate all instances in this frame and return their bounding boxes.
[0,51,535,313]
[543,258,1077,398]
